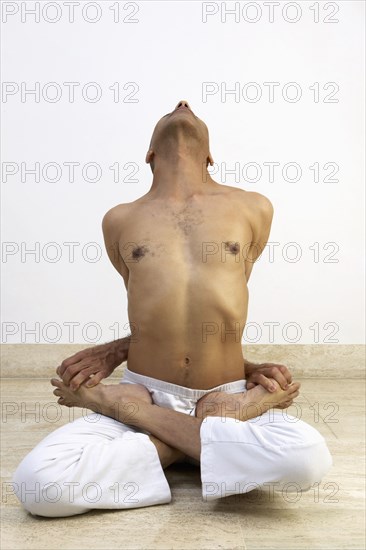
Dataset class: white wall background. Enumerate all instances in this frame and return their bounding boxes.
[1,0,364,344]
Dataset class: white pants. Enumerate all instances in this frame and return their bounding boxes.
[12,368,332,517]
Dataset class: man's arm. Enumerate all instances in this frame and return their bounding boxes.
[56,336,131,390]
[244,192,274,282]
[56,207,132,390]
[242,194,293,391]
[101,206,130,289]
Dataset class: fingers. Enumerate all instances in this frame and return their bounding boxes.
[249,375,300,397]
[265,367,290,390]
[272,372,290,390]
[257,363,293,389]
[288,381,301,393]
[57,397,72,407]
[248,368,286,391]
[62,362,92,386]
[51,381,66,399]
[256,374,279,392]
[85,371,105,388]
[57,348,92,377]
[57,353,82,378]
[51,378,64,398]
[246,373,297,393]
[69,366,97,391]
[276,364,292,384]
[246,373,280,393]
[50,378,62,388]
[286,383,300,401]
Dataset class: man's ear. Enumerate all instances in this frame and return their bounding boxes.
[145,149,154,164]
[207,152,214,167]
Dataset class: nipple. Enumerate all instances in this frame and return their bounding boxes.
[224,241,240,254]
[132,246,148,260]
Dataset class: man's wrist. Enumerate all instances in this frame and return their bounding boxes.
[244,358,257,368]
[112,336,131,364]
[243,358,260,377]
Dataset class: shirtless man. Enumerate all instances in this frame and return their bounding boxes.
[13,100,332,517]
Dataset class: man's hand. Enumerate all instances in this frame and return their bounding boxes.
[56,338,130,391]
[245,361,293,392]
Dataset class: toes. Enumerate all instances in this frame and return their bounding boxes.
[57,397,71,407]
[277,399,294,409]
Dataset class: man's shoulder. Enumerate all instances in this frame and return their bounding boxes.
[102,198,142,223]
[241,191,274,214]
[223,186,273,216]
[101,201,138,234]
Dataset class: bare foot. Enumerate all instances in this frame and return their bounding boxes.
[195,380,301,421]
[51,379,186,466]
[51,378,153,424]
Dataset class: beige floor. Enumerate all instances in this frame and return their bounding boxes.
[1,372,365,549]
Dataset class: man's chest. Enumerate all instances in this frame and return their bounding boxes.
[118,202,253,266]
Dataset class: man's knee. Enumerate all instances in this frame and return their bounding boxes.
[12,451,88,518]
[281,440,333,490]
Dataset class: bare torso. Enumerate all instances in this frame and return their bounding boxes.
[104,182,272,389]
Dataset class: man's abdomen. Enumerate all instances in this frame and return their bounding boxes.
[126,313,247,389]
[125,256,249,388]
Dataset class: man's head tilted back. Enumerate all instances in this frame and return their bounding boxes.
[145,100,214,174]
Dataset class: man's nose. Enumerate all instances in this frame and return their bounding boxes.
[175,100,190,110]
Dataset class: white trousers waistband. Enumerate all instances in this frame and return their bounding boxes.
[120,367,246,416]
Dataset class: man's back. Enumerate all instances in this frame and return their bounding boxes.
[103,182,273,389]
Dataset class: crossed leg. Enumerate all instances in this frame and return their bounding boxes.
[13,378,332,517]
[51,378,301,461]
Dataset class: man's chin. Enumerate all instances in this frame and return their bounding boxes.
[160,117,202,142]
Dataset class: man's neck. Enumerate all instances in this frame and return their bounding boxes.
[148,153,215,200]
